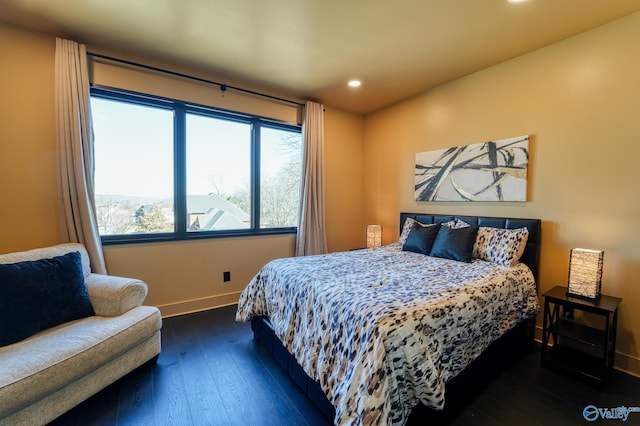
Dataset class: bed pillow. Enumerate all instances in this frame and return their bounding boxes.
[402,223,441,255]
[473,226,529,267]
[430,225,479,263]
[0,251,95,347]
[398,217,417,246]
[442,219,471,229]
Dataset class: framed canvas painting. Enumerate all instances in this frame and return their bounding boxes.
[415,135,529,202]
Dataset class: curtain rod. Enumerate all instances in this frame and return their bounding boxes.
[87,52,306,108]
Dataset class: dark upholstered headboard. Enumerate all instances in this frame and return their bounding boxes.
[400,213,542,282]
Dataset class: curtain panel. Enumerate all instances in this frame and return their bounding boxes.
[295,101,327,256]
[55,38,107,274]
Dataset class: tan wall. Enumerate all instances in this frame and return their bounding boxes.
[102,235,296,317]
[0,21,365,317]
[0,24,58,251]
[324,107,365,252]
[363,12,640,375]
[89,53,301,125]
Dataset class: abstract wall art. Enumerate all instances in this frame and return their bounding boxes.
[415,135,529,202]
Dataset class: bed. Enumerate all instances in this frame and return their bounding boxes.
[236,213,541,425]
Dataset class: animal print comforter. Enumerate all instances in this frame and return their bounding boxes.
[236,244,539,425]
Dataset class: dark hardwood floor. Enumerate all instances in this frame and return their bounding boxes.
[51,305,640,425]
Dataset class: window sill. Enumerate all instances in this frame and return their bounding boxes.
[101,227,297,245]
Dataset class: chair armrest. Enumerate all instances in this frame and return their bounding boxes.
[85,273,149,317]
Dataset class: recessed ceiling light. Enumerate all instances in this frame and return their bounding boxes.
[348,80,361,88]
[507,0,528,3]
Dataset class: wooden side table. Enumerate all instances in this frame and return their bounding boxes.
[541,285,622,385]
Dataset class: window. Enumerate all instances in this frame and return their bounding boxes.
[92,97,174,235]
[186,113,251,231]
[91,87,302,243]
[260,127,303,228]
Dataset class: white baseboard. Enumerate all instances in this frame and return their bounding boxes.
[156,291,241,318]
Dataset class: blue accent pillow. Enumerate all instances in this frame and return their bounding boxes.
[0,251,95,347]
[402,223,441,255]
[430,225,479,263]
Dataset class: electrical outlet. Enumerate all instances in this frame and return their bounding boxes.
[223,271,231,282]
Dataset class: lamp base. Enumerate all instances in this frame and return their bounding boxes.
[566,289,601,300]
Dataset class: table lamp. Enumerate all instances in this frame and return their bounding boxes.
[567,248,604,299]
[366,225,382,248]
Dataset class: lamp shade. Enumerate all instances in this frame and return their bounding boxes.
[366,225,382,248]
[567,248,604,299]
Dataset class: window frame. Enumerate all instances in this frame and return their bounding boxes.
[90,86,301,245]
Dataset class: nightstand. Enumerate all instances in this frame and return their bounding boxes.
[541,285,621,385]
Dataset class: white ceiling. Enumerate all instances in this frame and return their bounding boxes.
[1,0,640,114]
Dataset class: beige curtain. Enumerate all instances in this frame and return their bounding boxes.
[295,101,327,256]
[55,38,107,274]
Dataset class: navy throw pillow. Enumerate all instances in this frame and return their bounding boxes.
[402,223,441,255]
[0,251,95,347]
[430,225,480,263]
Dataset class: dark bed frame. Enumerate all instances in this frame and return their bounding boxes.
[250,213,542,422]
